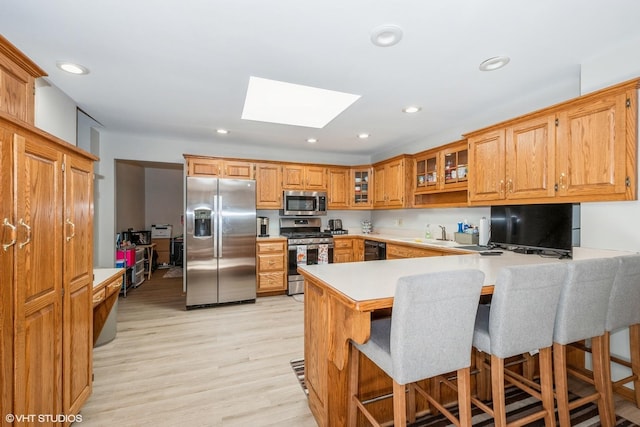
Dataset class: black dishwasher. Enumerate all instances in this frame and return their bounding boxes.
[364,240,386,261]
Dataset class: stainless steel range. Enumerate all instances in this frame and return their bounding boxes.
[279,218,334,295]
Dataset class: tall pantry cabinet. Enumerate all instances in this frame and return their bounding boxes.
[0,36,97,426]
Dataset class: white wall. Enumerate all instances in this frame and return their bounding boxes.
[579,35,640,386]
[145,167,184,234]
[34,78,77,144]
[115,161,146,234]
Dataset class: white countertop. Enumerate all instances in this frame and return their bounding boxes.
[93,268,125,288]
[297,247,636,304]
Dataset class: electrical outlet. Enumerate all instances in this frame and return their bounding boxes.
[395,218,403,227]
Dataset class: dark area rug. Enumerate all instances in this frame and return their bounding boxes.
[290,358,638,426]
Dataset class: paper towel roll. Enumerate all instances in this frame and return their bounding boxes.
[479,217,490,246]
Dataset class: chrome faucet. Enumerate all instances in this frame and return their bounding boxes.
[438,225,447,240]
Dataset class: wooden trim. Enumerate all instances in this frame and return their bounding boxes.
[0,35,47,77]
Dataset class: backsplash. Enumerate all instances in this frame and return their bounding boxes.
[257,207,490,239]
[371,207,490,240]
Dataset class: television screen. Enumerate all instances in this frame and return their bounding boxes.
[490,204,573,254]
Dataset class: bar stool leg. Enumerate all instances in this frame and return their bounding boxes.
[457,367,473,427]
[538,347,556,427]
[490,355,508,427]
[407,383,416,422]
[393,380,407,426]
[592,335,615,427]
[476,350,490,401]
[553,342,572,427]
[631,323,640,407]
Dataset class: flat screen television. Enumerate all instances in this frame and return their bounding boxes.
[490,203,573,256]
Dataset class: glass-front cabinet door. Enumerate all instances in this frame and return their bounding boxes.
[443,145,468,189]
[413,140,468,193]
[351,167,372,208]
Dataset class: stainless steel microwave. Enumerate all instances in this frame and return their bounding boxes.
[280,190,327,216]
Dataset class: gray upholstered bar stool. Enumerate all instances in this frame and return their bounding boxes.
[602,255,640,415]
[347,269,485,427]
[471,263,567,427]
[552,257,618,427]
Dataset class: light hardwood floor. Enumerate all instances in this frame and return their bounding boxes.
[80,274,317,426]
[81,273,640,426]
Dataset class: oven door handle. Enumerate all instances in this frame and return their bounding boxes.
[289,244,334,250]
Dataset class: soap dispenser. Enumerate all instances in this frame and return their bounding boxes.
[425,224,432,239]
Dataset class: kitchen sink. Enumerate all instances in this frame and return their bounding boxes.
[396,237,459,247]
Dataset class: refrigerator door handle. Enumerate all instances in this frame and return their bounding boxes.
[217,195,223,257]
[212,194,218,258]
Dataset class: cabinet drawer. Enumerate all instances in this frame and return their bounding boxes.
[134,268,144,285]
[258,272,286,291]
[257,241,285,253]
[258,254,284,271]
[386,244,442,259]
[135,248,145,262]
[92,288,106,306]
[334,239,354,249]
[107,279,123,296]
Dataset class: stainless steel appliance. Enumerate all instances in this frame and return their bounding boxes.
[185,177,257,308]
[364,240,386,261]
[280,217,333,295]
[257,216,269,237]
[328,219,343,231]
[281,190,327,216]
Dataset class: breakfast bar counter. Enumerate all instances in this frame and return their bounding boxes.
[297,247,634,426]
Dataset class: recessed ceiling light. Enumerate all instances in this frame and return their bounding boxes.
[402,106,421,114]
[357,133,370,139]
[370,24,403,47]
[306,138,318,143]
[56,61,89,75]
[216,129,230,134]
[479,56,510,71]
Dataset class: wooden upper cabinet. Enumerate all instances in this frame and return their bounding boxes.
[468,114,556,204]
[555,89,631,200]
[186,156,221,176]
[327,167,349,209]
[505,115,556,200]
[223,160,254,179]
[282,164,327,190]
[0,35,47,124]
[414,140,468,194]
[373,156,410,208]
[467,78,638,205]
[468,129,505,203]
[185,156,254,179]
[351,166,373,209]
[256,163,282,209]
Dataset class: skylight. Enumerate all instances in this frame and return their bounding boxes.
[241,76,361,128]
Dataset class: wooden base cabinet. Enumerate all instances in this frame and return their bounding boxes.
[256,239,287,295]
[0,112,96,426]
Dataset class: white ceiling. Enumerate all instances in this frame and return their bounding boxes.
[3,0,640,157]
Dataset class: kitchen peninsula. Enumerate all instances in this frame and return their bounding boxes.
[298,247,634,426]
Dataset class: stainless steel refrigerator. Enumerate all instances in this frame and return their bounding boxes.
[185,177,256,308]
